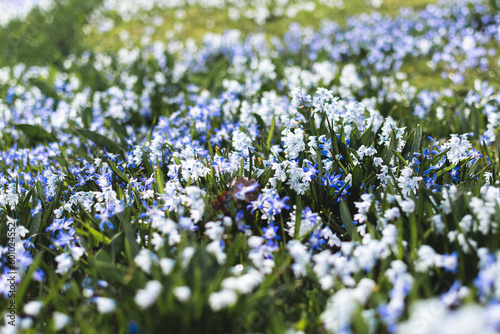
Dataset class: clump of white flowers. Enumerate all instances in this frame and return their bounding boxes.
[135,281,163,309]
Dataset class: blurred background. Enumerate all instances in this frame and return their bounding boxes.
[0,0,439,68]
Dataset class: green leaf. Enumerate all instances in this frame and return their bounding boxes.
[30,212,43,236]
[340,200,356,238]
[430,148,450,166]
[41,181,64,229]
[339,125,355,166]
[326,117,339,157]
[382,132,398,165]
[252,113,266,130]
[142,152,154,175]
[294,197,303,239]
[29,78,59,100]
[22,187,35,207]
[108,118,130,146]
[95,232,124,263]
[467,158,481,177]
[35,180,45,201]
[82,107,93,129]
[108,160,129,183]
[413,125,423,154]
[75,223,111,244]
[266,115,276,149]
[15,124,55,143]
[16,252,43,306]
[156,167,165,193]
[496,128,500,165]
[93,260,131,286]
[359,124,373,146]
[74,128,122,154]
[117,212,140,260]
[391,149,410,167]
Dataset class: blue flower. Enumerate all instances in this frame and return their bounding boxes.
[309,230,325,251]
[262,222,280,241]
[450,167,460,183]
[31,199,43,216]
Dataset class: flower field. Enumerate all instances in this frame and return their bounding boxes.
[1,0,500,332]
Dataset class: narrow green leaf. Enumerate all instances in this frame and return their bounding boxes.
[30,212,43,236]
[108,118,129,146]
[359,124,373,146]
[266,115,276,149]
[413,125,422,153]
[294,197,303,239]
[430,148,450,166]
[16,252,43,305]
[108,160,129,183]
[82,107,93,129]
[95,232,124,263]
[496,128,500,165]
[117,212,140,260]
[15,124,55,143]
[74,128,121,154]
[391,149,410,167]
[142,152,153,175]
[74,224,111,244]
[156,167,165,193]
[340,200,355,238]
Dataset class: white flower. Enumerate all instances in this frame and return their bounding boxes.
[149,135,164,161]
[415,245,438,272]
[94,297,116,314]
[221,270,263,294]
[321,279,375,333]
[16,225,29,238]
[384,207,400,220]
[400,199,415,215]
[282,128,305,159]
[442,134,472,165]
[290,87,311,108]
[321,227,341,248]
[207,240,226,265]
[209,289,238,311]
[430,214,445,234]
[205,221,224,241]
[53,312,71,331]
[55,253,73,275]
[127,145,143,166]
[142,189,155,200]
[357,145,377,160]
[24,301,43,316]
[232,130,253,153]
[373,157,383,167]
[134,249,154,274]
[354,194,372,223]
[70,246,85,261]
[20,317,33,330]
[151,232,164,251]
[288,240,311,277]
[173,286,191,303]
[134,281,163,309]
[459,215,473,233]
[248,236,264,248]
[397,167,422,196]
[159,258,175,276]
[181,247,195,268]
[397,302,496,334]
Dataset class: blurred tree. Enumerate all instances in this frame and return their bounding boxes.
[0,0,102,68]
